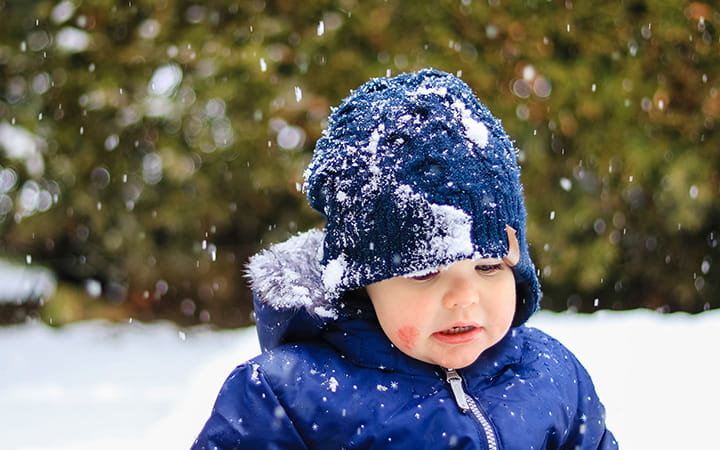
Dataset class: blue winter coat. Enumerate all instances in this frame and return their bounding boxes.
[192,230,617,449]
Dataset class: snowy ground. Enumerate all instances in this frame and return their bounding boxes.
[1,308,718,450]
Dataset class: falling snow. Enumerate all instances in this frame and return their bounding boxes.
[55,27,91,53]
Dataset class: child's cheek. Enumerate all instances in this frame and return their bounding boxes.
[396,325,419,351]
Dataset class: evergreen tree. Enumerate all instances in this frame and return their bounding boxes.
[0,0,717,326]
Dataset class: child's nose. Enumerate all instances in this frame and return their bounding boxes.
[442,278,479,309]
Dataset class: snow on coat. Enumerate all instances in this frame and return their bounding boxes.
[192,230,617,449]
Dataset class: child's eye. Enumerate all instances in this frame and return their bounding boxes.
[411,271,439,281]
[475,263,504,274]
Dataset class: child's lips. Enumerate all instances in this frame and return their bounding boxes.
[432,323,482,344]
[438,325,476,335]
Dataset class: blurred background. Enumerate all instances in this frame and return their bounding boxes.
[0,0,717,329]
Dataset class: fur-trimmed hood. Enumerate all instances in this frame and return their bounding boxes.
[246,229,340,351]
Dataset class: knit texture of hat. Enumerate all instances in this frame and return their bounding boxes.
[304,69,540,326]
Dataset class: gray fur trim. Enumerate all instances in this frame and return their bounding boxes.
[245,229,337,319]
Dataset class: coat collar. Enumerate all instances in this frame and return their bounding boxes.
[322,317,525,381]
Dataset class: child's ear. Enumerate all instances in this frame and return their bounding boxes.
[502,225,520,267]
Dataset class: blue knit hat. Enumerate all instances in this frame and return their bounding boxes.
[304,69,540,325]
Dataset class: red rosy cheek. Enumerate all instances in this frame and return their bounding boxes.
[397,325,419,351]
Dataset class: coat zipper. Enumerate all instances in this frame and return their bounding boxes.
[444,368,498,450]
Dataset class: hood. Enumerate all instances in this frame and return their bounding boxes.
[246,229,339,351]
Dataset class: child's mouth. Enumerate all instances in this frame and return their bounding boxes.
[439,326,476,335]
[433,325,482,344]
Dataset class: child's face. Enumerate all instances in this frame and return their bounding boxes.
[366,258,516,369]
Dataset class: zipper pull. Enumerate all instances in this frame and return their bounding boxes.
[444,368,469,413]
[443,369,500,450]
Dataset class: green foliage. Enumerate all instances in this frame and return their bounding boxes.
[0,0,717,326]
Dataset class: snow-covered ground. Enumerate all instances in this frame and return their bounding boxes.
[1,309,717,450]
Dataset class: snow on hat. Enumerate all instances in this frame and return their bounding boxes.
[304,69,540,325]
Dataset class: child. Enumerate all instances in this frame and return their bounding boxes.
[192,69,617,449]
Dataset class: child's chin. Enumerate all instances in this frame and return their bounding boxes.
[433,352,482,369]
